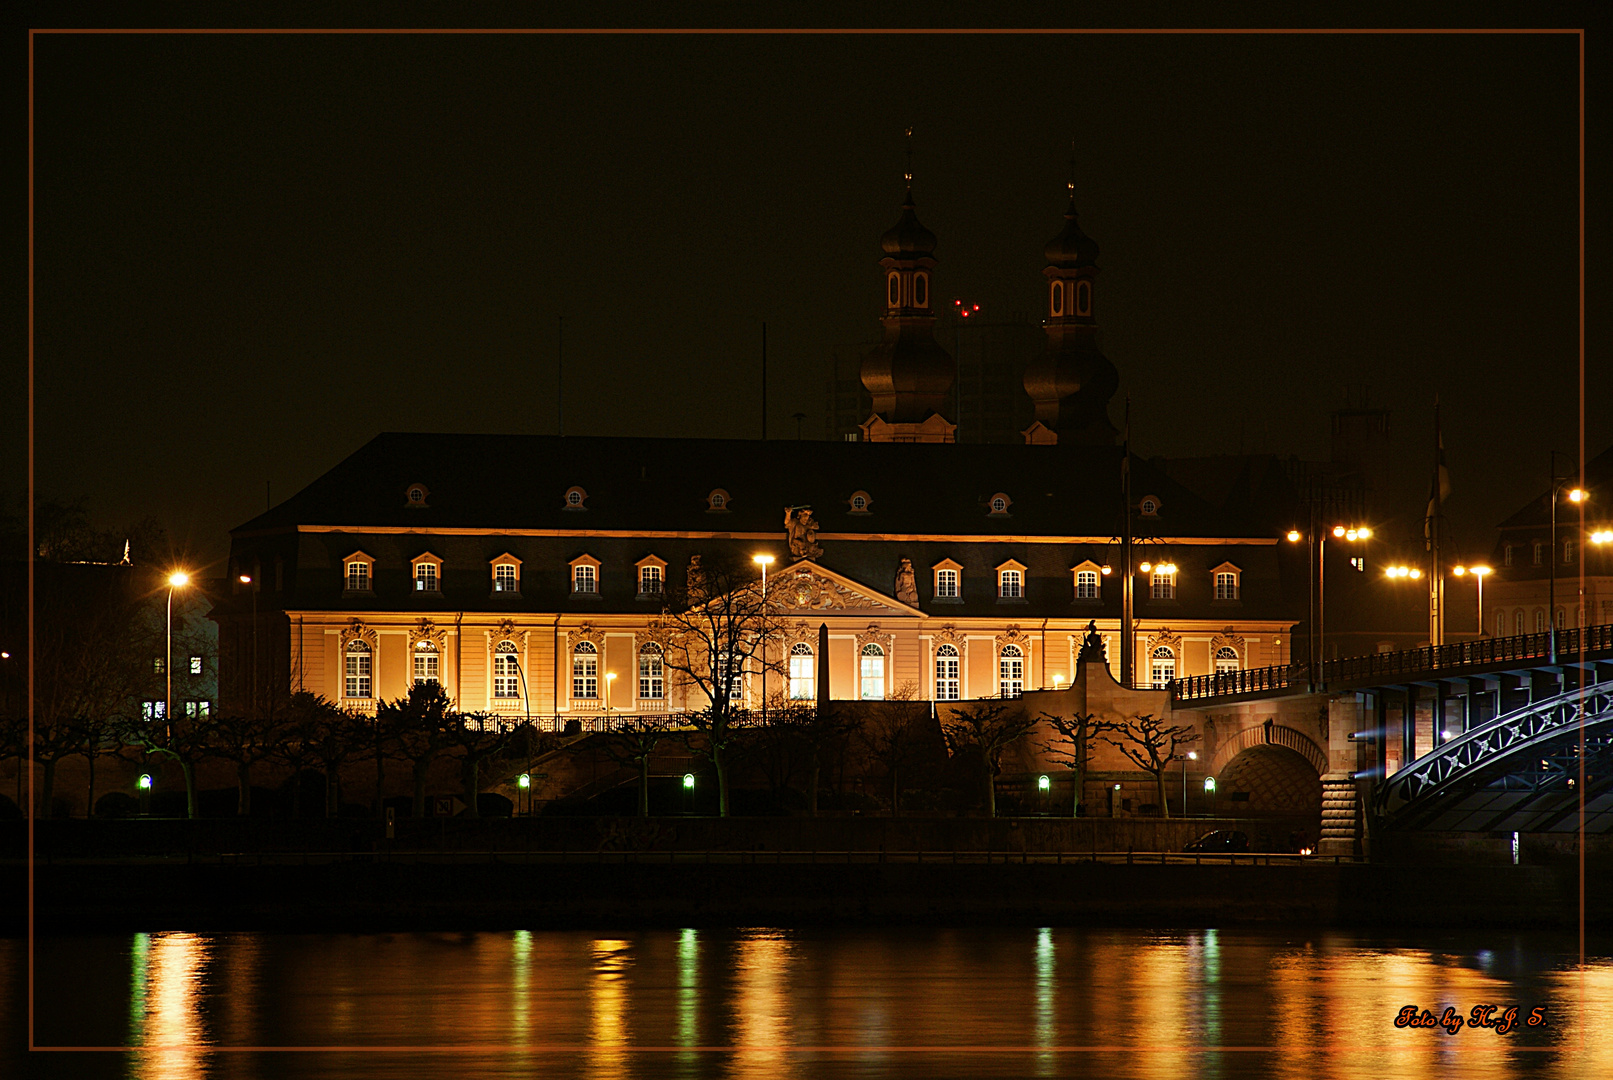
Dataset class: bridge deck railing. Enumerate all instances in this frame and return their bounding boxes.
[1174,623,1613,703]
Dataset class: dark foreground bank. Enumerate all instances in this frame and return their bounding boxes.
[12,856,1605,932]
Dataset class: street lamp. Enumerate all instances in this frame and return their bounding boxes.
[165,571,191,739]
[1451,565,1491,635]
[1548,452,1586,663]
[753,554,775,723]
[1182,750,1198,817]
[1286,524,1370,688]
[238,574,257,719]
[605,672,617,717]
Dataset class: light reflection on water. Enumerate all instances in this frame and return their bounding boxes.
[9,928,1610,1079]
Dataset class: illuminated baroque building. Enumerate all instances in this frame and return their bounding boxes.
[216,175,1299,723]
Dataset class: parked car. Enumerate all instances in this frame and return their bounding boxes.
[1184,829,1250,853]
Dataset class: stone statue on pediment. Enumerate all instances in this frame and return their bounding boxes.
[784,505,823,560]
[894,558,918,605]
[1077,620,1107,664]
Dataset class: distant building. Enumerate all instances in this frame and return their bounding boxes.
[1486,443,1613,638]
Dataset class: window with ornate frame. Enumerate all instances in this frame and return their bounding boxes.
[1212,562,1241,601]
[563,486,588,510]
[493,640,521,698]
[1150,567,1177,600]
[859,643,886,700]
[344,641,373,699]
[491,553,522,594]
[1072,559,1102,601]
[934,643,960,701]
[997,560,1026,600]
[1214,646,1240,674]
[998,644,1024,698]
[413,641,440,686]
[933,559,963,601]
[639,643,665,700]
[1150,645,1176,689]
[570,554,601,595]
[636,555,668,598]
[572,641,599,699]
[988,493,1012,516]
[788,643,815,700]
[706,489,732,512]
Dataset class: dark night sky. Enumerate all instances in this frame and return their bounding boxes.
[15,8,1604,575]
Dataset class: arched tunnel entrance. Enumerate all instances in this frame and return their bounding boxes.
[1209,743,1323,849]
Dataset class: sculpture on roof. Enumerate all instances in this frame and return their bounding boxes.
[894,558,918,605]
[1077,620,1107,665]
[784,505,823,560]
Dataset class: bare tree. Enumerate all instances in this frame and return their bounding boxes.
[593,713,680,817]
[440,712,526,818]
[649,553,775,816]
[939,700,1039,818]
[117,707,216,819]
[378,682,457,818]
[205,711,282,816]
[857,682,935,816]
[1038,710,1123,817]
[75,712,122,818]
[1102,713,1201,817]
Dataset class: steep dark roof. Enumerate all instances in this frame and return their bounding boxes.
[1496,443,1613,530]
[232,433,1245,540]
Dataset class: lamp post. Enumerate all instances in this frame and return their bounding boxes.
[605,672,617,722]
[753,554,775,722]
[1451,565,1491,636]
[1547,461,1587,663]
[165,571,191,739]
[238,574,257,718]
[1286,525,1370,689]
[1186,749,1200,814]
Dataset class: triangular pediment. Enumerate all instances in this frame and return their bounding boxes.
[767,560,923,617]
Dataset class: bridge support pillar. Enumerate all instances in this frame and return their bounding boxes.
[1319,771,1359,856]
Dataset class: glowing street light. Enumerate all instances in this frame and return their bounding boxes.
[1182,749,1198,816]
[1451,564,1491,634]
[137,774,153,789]
[605,672,617,713]
[164,571,192,743]
[1203,775,1216,795]
[1287,524,1371,687]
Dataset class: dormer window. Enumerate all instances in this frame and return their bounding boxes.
[1072,560,1103,601]
[563,486,588,510]
[570,554,601,595]
[343,552,375,593]
[635,554,668,598]
[706,488,732,512]
[405,483,429,507]
[1139,496,1161,517]
[411,553,442,593]
[1212,562,1242,601]
[988,493,1012,516]
[996,560,1027,600]
[490,553,522,595]
[932,559,963,601]
[848,490,872,514]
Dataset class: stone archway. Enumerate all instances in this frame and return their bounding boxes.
[1205,722,1326,837]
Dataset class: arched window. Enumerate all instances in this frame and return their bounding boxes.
[1050,280,1064,316]
[1496,611,1508,637]
[914,272,929,307]
[1503,544,1515,566]
[789,643,815,700]
[1150,567,1176,600]
[572,640,598,699]
[716,651,744,702]
[1564,539,1577,565]
[1533,542,1545,566]
[1076,280,1091,315]
[1533,609,1545,634]
[1076,569,1099,599]
[1555,609,1565,630]
[1214,646,1240,674]
[344,641,372,700]
[413,640,440,686]
[860,643,886,700]
[887,272,901,307]
[999,644,1024,698]
[1150,645,1176,689]
[935,643,960,701]
[638,642,664,700]
[1514,610,1525,636]
[494,640,521,698]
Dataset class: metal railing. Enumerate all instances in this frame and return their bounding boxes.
[200,848,1361,868]
[1174,623,1613,703]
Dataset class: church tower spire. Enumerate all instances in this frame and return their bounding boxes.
[859,130,957,444]
[1022,152,1118,445]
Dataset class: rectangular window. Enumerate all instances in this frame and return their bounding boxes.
[574,565,597,594]
[1214,572,1238,600]
[189,656,203,675]
[1564,540,1576,565]
[788,649,814,700]
[936,569,959,598]
[572,650,598,699]
[415,563,439,592]
[345,649,372,699]
[494,652,521,698]
[153,657,165,675]
[639,651,665,699]
[999,570,1023,599]
[494,564,518,592]
[639,565,663,594]
[1075,570,1098,600]
[346,561,370,591]
[998,650,1024,699]
[1151,657,1176,689]
[141,700,165,720]
[414,651,440,685]
[198,700,211,718]
[1150,571,1176,600]
[185,701,197,718]
[1503,545,1514,567]
[860,648,885,701]
[715,653,743,702]
[934,651,960,701]
[1350,557,1365,572]
[1533,543,1544,566]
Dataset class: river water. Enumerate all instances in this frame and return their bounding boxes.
[4,927,1609,1079]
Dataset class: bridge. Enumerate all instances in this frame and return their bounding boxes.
[1172,623,1613,836]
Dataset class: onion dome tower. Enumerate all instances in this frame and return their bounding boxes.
[1022,162,1119,446]
[859,133,957,444]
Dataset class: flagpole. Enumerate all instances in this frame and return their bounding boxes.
[1430,398,1444,648]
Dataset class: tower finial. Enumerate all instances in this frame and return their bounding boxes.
[904,126,914,190]
[1066,139,1077,208]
